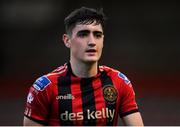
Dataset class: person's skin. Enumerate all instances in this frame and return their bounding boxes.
[23,116,43,126]
[23,21,144,126]
[122,112,144,126]
[63,21,104,78]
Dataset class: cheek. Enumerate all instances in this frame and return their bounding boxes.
[71,41,85,53]
[98,41,104,50]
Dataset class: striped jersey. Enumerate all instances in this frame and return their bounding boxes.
[24,62,139,126]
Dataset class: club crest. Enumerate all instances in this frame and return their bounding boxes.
[103,85,117,104]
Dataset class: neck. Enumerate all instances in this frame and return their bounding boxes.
[70,60,98,78]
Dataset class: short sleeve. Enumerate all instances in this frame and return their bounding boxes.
[24,76,51,124]
[118,73,139,117]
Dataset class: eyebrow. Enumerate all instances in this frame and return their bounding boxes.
[77,30,103,35]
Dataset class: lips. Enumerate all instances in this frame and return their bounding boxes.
[86,49,97,53]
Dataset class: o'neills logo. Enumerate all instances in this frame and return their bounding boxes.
[103,85,117,104]
[56,94,75,100]
[60,108,115,121]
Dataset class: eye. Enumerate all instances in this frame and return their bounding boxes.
[94,32,103,39]
[95,33,102,38]
[78,32,88,37]
[77,30,89,38]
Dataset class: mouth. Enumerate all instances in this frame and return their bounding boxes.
[86,49,97,53]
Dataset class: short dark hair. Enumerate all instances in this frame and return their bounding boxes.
[64,7,106,35]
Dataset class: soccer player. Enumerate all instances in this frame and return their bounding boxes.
[23,7,144,126]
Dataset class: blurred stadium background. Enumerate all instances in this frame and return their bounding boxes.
[0,0,180,125]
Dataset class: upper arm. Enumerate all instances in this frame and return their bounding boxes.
[117,72,143,125]
[122,112,144,126]
[23,116,44,126]
[24,76,52,125]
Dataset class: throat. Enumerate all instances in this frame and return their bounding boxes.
[69,61,98,78]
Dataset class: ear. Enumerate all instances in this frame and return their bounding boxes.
[62,34,71,48]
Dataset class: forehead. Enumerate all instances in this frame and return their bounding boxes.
[72,22,103,34]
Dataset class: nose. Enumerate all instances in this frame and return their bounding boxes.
[87,33,96,47]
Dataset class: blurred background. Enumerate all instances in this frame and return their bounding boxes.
[1,0,180,125]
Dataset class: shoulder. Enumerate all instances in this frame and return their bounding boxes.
[100,65,131,85]
[32,63,68,91]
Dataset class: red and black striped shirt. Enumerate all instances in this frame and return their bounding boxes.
[24,62,139,126]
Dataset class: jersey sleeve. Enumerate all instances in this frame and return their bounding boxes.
[118,72,139,118]
[24,75,52,125]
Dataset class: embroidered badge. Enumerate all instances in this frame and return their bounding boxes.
[103,85,117,104]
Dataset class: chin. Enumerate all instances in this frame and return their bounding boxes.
[83,58,99,63]
[81,55,101,64]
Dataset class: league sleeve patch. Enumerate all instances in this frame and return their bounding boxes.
[33,76,51,91]
[118,72,131,85]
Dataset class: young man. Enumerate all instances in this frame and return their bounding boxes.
[23,7,143,126]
